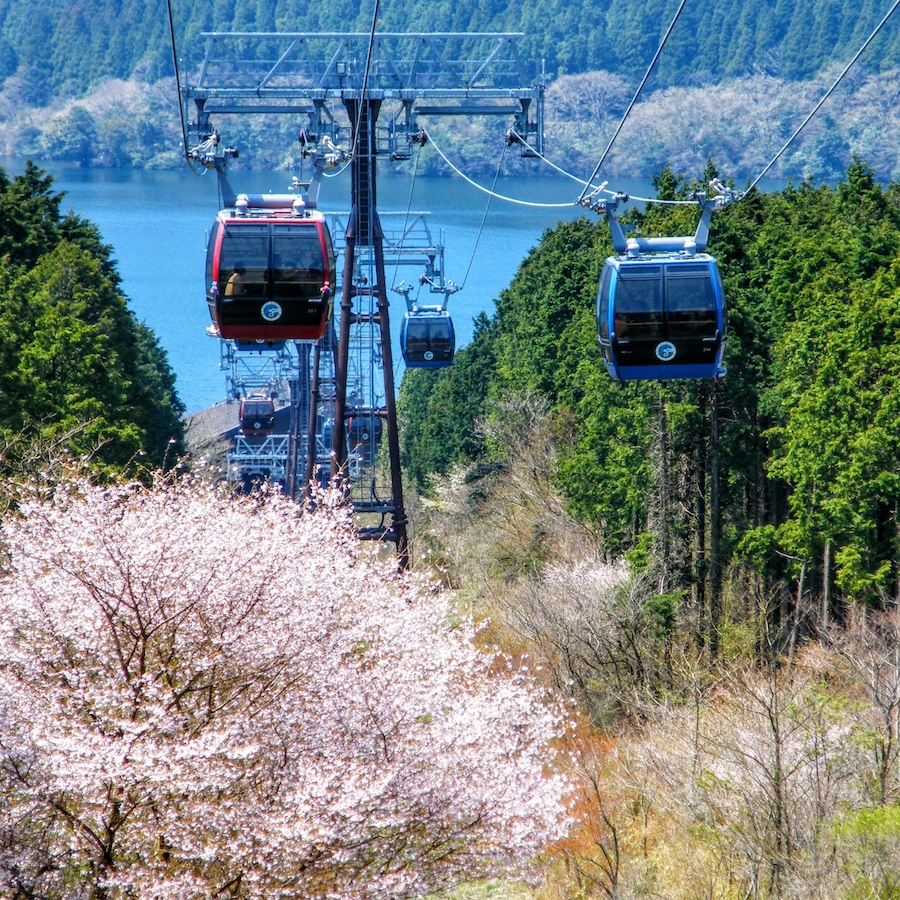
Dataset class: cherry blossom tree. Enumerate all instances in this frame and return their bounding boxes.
[0,476,568,900]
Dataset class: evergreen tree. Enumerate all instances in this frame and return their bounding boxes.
[401,161,900,654]
[0,163,184,474]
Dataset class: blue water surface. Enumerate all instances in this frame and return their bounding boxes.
[5,160,656,413]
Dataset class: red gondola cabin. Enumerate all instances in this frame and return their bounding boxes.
[206,204,335,342]
[239,397,276,435]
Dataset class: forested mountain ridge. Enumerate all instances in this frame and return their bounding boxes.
[1,0,900,101]
[2,0,900,180]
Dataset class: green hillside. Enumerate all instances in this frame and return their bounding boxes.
[392,158,900,900]
[0,161,185,491]
[400,160,900,634]
[1,0,900,102]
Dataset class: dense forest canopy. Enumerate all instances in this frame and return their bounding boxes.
[0,162,185,483]
[2,0,900,180]
[2,0,900,100]
[400,159,900,638]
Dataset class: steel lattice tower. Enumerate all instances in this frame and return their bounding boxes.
[180,32,544,565]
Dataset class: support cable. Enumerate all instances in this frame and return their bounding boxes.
[509,129,702,206]
[166,0,207,176]
[425,129,573,208]
[390,140,424,290]
[351,0,381,158]
[510,129,601,189]
[459,142,508,289]
[745,0,900,192]
[577,0,691,203]
[323,160,354,179]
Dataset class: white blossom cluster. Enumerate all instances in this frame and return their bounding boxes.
[0,476,569,900]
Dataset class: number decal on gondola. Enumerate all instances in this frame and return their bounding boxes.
[261,301,283,322]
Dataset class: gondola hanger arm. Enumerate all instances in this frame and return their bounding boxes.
[586,180,740,255]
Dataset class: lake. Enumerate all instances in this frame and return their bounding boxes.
[2,160,660,413]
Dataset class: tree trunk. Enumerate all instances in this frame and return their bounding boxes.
[895,504,900,608]
[654,389,672,594]
[709,383,722,659]
[695,389,708,653]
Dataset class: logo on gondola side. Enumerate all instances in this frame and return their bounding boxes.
[261,301,283,322]
[656,341,677,362]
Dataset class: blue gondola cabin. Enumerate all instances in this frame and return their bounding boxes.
[400,311,455,368]
[596,254,726,381]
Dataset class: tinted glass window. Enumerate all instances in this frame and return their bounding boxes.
[205,227,216,293]
[405,320,431,355]
[597,264,612,341]
[321,223,335,275]
[614,267,664,340]
[665,263,718,338]
[243,402,273,418]
[273,227,324,272]
[272,226,325,300]
[221,225,269,299]
[405,318,452,356]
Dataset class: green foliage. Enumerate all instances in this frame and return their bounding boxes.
[833,807,900,899]
[1,0,899,103]
[40,106,98,164]
[402,159,900,623]
[490,217,604,401]
[0,162,62,266]
[757,162,900,604]
[554,375,654,555]
[0,163,184,475]
[643,591,683,639]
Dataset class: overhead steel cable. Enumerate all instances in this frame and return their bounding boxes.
[745,0,900,192]
[509,129,700,206]
[390,138,424,290]
[577,0,691,204]
[508,129,598,188]
[166,0,206,176]
[425,129,574,208]
[458,141,508,290]
[352,0,381,162]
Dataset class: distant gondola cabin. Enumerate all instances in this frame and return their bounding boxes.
[347,415,383,449]
[596,254,726,381]
[206,209,335,342]
[239,397,276,435]
[400,311,455,368]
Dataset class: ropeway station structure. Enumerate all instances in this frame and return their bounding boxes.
[178,31,545,566]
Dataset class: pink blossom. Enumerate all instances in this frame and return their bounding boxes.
[0,476,568,900]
